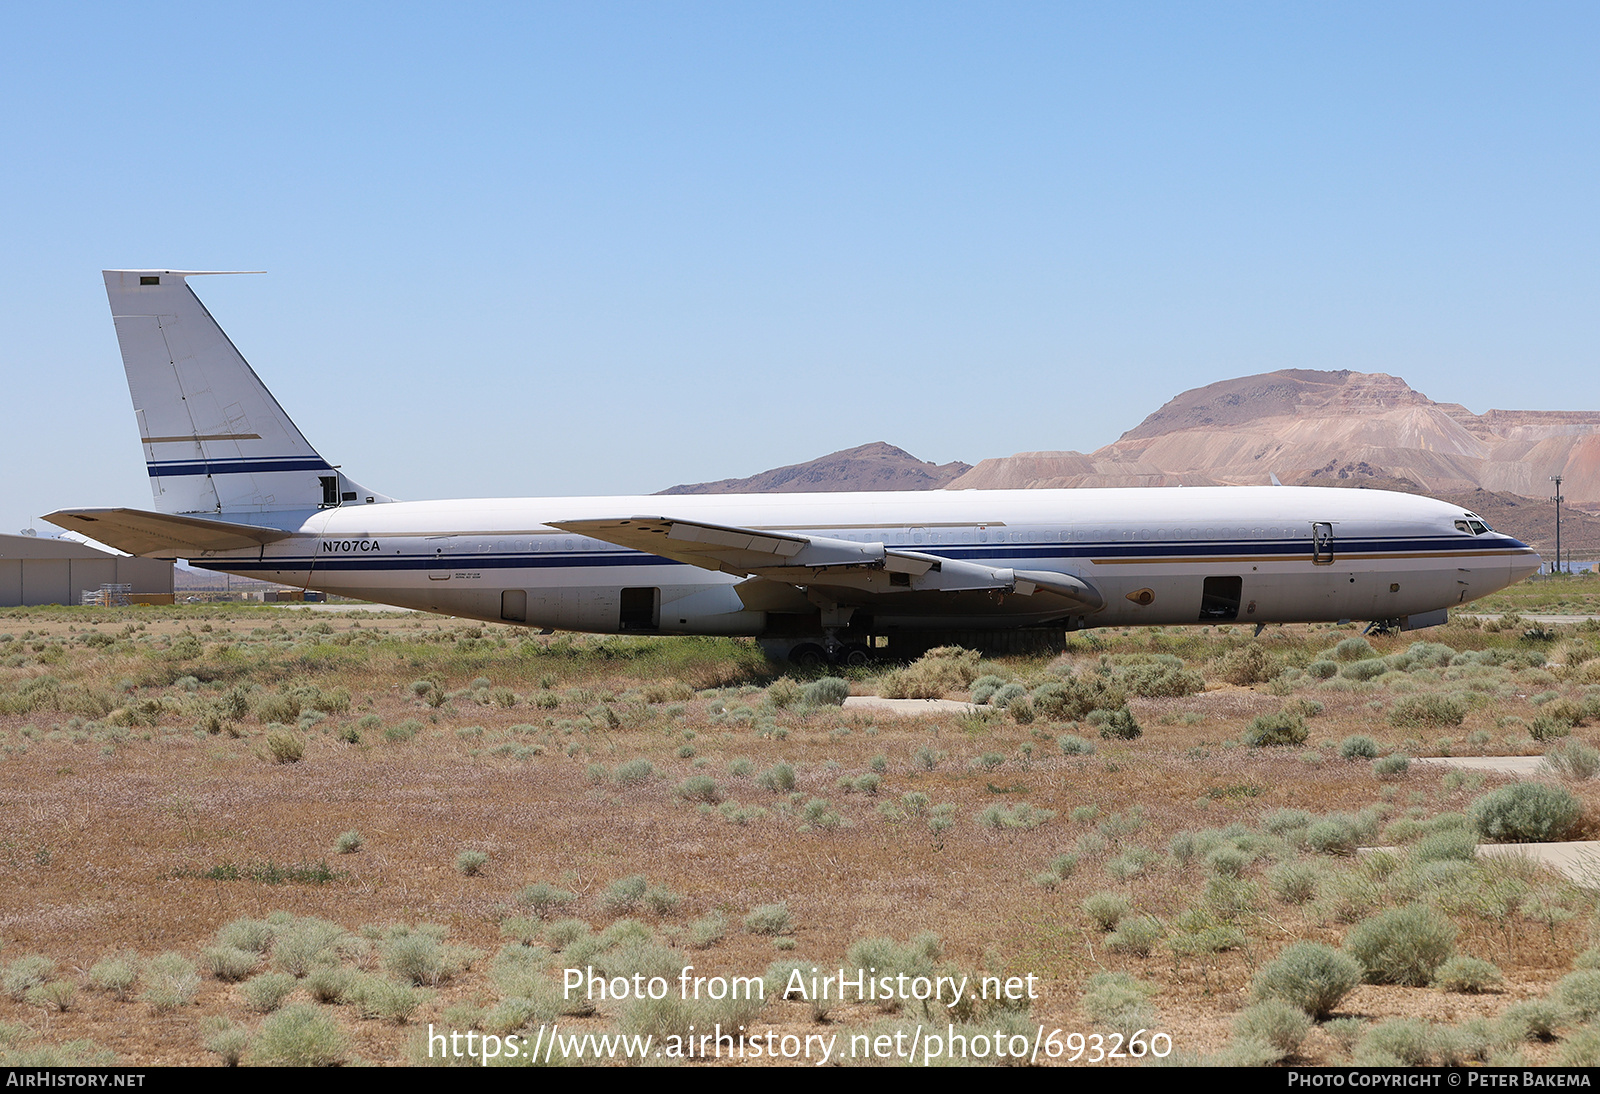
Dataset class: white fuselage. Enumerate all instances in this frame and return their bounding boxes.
[188,485,1539,635]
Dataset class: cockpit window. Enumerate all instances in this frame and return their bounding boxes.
[1456,517,1493,535]
[1469,520,1489,535]
[1455,520,1472,534]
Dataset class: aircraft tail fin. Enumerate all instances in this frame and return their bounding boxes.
[103,270,391,516]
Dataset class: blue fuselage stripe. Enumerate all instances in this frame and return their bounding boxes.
[208,535,1528,573]
[148,458,334,478]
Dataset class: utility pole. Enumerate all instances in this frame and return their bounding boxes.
[1551,475,1564,576]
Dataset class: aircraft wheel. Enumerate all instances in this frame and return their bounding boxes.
[841,644,873,667]
[789,643,827,669]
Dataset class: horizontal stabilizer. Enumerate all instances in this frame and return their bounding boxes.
[42,507,294,558]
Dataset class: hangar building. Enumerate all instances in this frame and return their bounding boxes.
[0,533,174,607]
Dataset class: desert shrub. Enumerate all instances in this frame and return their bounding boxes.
[350,976,419,1023]
[1531,715,1572,741]
[1468,782,1583,842]
[1556,970,1600,1021]
[1057,733,1096,756]
[1234,998,1311,1060]
[1353,1018,1451,1067]
[201,946,260,982]
[1242,711,1308,748]
[1557,1028,1600,1067]
[255,692,301,723]
[1409,827,1478,863]
[201,1017,249,1066]
[1333,637,1377,662]
[1389,694,1468,730]
[800,677,850,706]
[265,731,305,763]
[767,677,802,708]
[688,912,727,949]
[1345,905,1456,986]
[272,918,347,978]
[615,758,654,785]
[141,952,199,1012]
[1082,971,1158,1034]
[248,1004,347,1066]
[976,803,1055,830]
[384,719,421,743]
[1307,660,1338,679]
[455,850,488,876]
[676,775,723,804]
[882,647,982,699]
[1219,644,1281,685]
[1431,956,1503,993]
[2,955,53,1000]
[240,972,297,1013]
[642,884,682,916]
[1082,891,1131,931]
[1373,754,1411,778]
[1268,861,1320,905]
[1304,819,1362,856]
[1338,735,1380,760]
[1497,999,1563,1044]
[542,919,591,950]
[517,882,577,918]
[969,675,1006,704]
[1205,845,1252,877]
[1252,942,1360,1018]
[743,903,793,936]
[1388,641,1458,671]
[1106,915,1163,957]
[303,966,356,1005]
[1341,659,1389,682]
[1117,660,1205,698]
[333,830,363,855]
[1542,739,1600,780]
[1093,706,1142,740]
[1032,674,1126,721]
[757,762,796,792]
[989,682,1028,708]
[598,875,650,915]
[88,955,138,999]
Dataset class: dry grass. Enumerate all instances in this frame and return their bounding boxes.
[1,604,1599,1065]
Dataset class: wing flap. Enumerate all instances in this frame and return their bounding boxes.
[42,507,294,557]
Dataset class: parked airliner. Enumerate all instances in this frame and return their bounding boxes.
[46,271,1541,664]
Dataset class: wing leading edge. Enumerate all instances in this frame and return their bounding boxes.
[548,515,1104,612]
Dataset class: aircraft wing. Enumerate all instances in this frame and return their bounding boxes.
[42,507,294,558]
[549,516,1103,611]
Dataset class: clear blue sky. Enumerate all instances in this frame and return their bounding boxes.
[4,2,1597,534]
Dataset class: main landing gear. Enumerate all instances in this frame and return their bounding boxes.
[788,641,873,668]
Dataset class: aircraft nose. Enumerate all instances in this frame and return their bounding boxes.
[1503,538,1541,583]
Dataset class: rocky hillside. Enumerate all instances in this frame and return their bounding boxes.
[949,370,1600,508]
[658,442,971,495]
[652,372,1600,556]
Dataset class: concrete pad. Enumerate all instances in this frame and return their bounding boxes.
[1415,756,1548,776]
[1476,841,1600,884]
[1457,613,1600,624]
[842,696,977,716]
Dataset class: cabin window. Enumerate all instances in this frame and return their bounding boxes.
[1199,576,1242,621]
